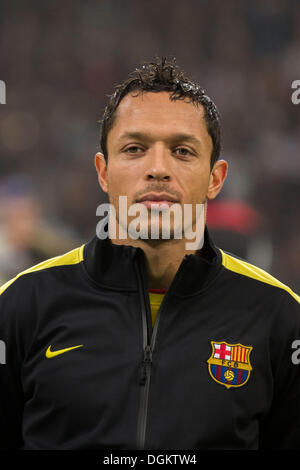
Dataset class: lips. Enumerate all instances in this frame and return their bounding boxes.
[136,193,179,209]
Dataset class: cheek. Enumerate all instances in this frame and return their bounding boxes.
[181,171,210,203]
[107,158,144,192]
[106,166,132,203]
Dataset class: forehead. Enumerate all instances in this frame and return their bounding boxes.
[108,91,211,144]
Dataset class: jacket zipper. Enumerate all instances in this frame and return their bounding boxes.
[136,302,162,449]
[135,252,190,449]
[135,251,155,450]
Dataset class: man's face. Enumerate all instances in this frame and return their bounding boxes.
[96,91,225,242]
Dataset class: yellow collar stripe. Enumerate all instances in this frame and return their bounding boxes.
[220,249,300,304]
[0,245,85,297]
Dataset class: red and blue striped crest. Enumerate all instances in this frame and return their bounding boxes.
[207,341,253,389]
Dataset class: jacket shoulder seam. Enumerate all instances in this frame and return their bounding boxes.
[0,244,85,297]
[220,249,300,304]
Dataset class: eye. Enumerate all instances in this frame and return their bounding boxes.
[124,145,144,154]
[174,147,192,157]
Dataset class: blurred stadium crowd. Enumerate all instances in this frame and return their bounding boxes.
[0,0,299,291]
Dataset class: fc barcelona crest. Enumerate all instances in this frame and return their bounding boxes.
[207,341,253,389]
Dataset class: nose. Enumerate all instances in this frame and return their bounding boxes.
[145,144,171,182]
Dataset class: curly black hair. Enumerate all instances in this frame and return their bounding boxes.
[99,56,221,170]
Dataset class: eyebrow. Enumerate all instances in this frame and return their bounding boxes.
[118,131,202,147]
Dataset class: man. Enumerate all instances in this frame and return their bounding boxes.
[0,57,299,450]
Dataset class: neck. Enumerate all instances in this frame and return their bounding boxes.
[140,239,198,290]
[109,222,203,290]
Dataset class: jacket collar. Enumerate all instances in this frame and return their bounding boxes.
[83,224,223,297]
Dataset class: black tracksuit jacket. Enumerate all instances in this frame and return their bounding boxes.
[0,225,300,450]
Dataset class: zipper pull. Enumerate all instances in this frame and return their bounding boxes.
[139,345,153,386]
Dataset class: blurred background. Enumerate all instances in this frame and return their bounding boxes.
[0,0,299,291]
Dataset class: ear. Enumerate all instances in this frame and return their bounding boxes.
[94,152,108,193]
[207,159,228,200]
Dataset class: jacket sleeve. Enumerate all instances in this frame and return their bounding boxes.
[0,280,25,449]
[259,290,300,449]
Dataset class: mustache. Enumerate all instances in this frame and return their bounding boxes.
[134,184,182,202]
